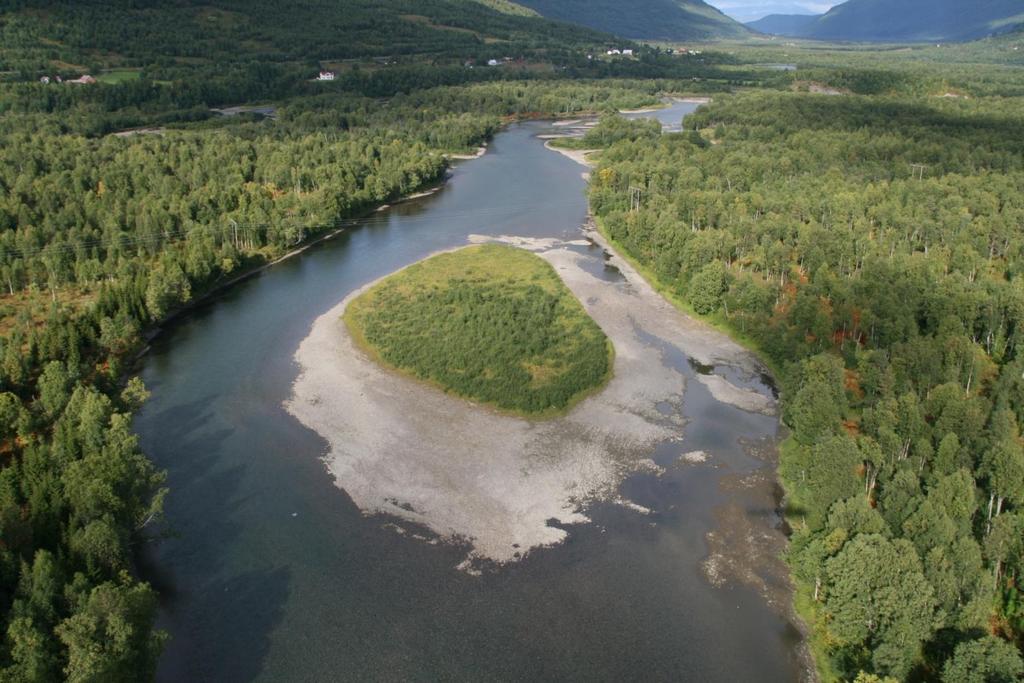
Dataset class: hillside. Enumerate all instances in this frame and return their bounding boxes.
[471,0,540,16]
[0,0,611,76]
[514,0,750,41]
[746,13,821,36]
[749,0,1024,42]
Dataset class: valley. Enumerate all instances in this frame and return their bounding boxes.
[0,1,1022,681]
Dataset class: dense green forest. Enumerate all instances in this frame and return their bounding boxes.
[344,244,612,416]
[586,87,1024,680]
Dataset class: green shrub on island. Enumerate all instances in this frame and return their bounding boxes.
[344,244,613,416]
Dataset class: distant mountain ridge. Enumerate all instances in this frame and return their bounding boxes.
[746,13,820,36]
[747,0,1024,42]
[514,0,750,40]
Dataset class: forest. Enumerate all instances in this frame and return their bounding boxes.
[343,244,612,416]
[587,86,1024,680]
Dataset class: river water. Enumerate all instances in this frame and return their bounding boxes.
[136,102,803,682]
[622,98,705,131]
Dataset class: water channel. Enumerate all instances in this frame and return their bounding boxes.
[136,101,804,682]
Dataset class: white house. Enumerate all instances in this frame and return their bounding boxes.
[39,76,50,84]
[487,59,500,66]
[607,49,621,55]
[622,48,634,56]
[317,71,336,81]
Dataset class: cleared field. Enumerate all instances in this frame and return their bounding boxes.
[96,69,142,83]
[343,244,613,417]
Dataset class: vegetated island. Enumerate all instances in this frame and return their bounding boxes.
[343,244,614,417]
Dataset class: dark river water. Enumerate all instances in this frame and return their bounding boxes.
[136,102,803,682]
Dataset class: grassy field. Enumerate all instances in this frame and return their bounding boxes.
[96,69,142,84]
[344,244,613,417]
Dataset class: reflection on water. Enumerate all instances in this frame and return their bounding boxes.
[135,121,801,683]
[565,241,627,283]
[688,357,716,375]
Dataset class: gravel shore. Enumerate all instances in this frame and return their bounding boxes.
[286,235,774,570]
[543,140,598,168]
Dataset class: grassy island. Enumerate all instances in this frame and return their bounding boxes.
[344,244,613,417]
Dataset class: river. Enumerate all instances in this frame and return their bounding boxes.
[135,102,805,682]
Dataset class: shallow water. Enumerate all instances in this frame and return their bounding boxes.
[135,121,802,682]
[622,99,704,132]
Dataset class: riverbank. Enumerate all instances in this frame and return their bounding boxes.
[543,140,598,168]
[446,144,488,160]
[141,97,701,349]
[550,112,815,676]
[546,111,783,404]
[135,174,454,352]
[586,215,819,683]
[133,99,673,350]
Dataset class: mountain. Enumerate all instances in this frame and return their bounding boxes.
[747,13,821,36]
[724,2,828,23]
[514,0,751,41]
[749,0,1024,42]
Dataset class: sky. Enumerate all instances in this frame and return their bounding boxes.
[705,1,840,23]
